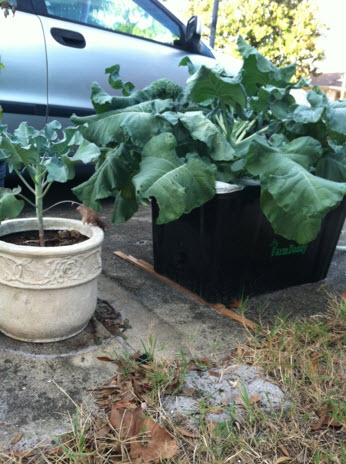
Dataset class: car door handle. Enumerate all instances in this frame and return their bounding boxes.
[51,28,86,49]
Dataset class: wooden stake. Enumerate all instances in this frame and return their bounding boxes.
[113,251,258,331]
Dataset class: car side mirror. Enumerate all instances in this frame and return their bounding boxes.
[185,15,202,52]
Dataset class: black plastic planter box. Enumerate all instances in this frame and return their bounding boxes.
[152,185,346,303]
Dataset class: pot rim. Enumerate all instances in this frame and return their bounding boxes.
[0,217,104,256]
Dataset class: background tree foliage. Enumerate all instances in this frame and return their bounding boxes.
[180,0,326,78]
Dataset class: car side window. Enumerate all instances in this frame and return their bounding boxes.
[44,0,180,45]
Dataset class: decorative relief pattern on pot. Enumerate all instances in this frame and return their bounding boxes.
[0,249,102,288]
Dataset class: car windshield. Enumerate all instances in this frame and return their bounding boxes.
[44,0,181,45]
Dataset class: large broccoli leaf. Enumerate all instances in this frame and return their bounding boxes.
[245,137,346,243]
[71,100,173,148]
[178,111,235,161]
[72,144,137,210]
[326,106,346,144]
[133,133,215,224]
[185,65,247,108]
[315,153,346,183]
[112,182,138,225]
[237,36,296,96]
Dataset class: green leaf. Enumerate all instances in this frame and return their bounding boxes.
[237,36,296,95]
[90,82,113,113]
[292,105,324,125]
[43,120,61,141]
[0,132,39,169]
[72,144,136,210]
[315,155,346,183]
[179,56,200,75]
[326,107,346,144]
[178,111,235,161]
[70,139,100,164]
[260,189,323,245]
[112,182,138,224]
[14,122,40,146]
[186,65,247,107]
[0,187,24,221]
[90,81,153,113]
[276,136,323,168]
[105,64,124,90]
[292,89,329,125]
[133,133,215,224]
[245,137,346,243]
[45,156,75,183]
[71,100,173,148]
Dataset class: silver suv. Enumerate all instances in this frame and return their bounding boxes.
[0,0,239,131]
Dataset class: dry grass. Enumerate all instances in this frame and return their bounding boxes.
[1,297,345,464]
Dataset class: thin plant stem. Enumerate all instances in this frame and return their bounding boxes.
[236,118,257,142]
[239,125,270,144]
[34,171,45,247]
[38,181,53,200]
[15,170,36,194]
[215,114,227,137]
[18,194,36,208]
[42,200,82,213]
[235,120,248,138]
[37,168,47,180]
[221,104,231,141]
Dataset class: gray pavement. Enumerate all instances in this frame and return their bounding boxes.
[0,184,345,453]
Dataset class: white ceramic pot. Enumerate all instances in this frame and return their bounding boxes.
[0,217,104,343]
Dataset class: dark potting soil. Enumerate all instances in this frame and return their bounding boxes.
[1,229,88,247]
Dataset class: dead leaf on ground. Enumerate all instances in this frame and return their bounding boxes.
[234,394,261,407]
[249,394,262,405]
[109,406,178,463]
[278,444,291,457]
[10,432,23,445]
[209,371,219,377]
[311,405,343,430]
[77,205,108,230]
[0,422,4,426]
[109,407,137,439]
[114,401,138,410]
[341,291,346,300]
[97,356,115,362]
[176,427,199,438]
[311,414,342,430]
[94,425,111,439]
[9,450,35,458]
[181,386,196,398]
[49,446,63,455]
[274,457,293,464]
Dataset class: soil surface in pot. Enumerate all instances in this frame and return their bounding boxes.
[1,229,88,247]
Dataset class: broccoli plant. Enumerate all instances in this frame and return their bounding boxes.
[0,121,100,246]
[71,38,346,245]
[145,78,183,100]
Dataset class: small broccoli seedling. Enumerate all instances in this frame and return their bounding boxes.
[145,78,183,101]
